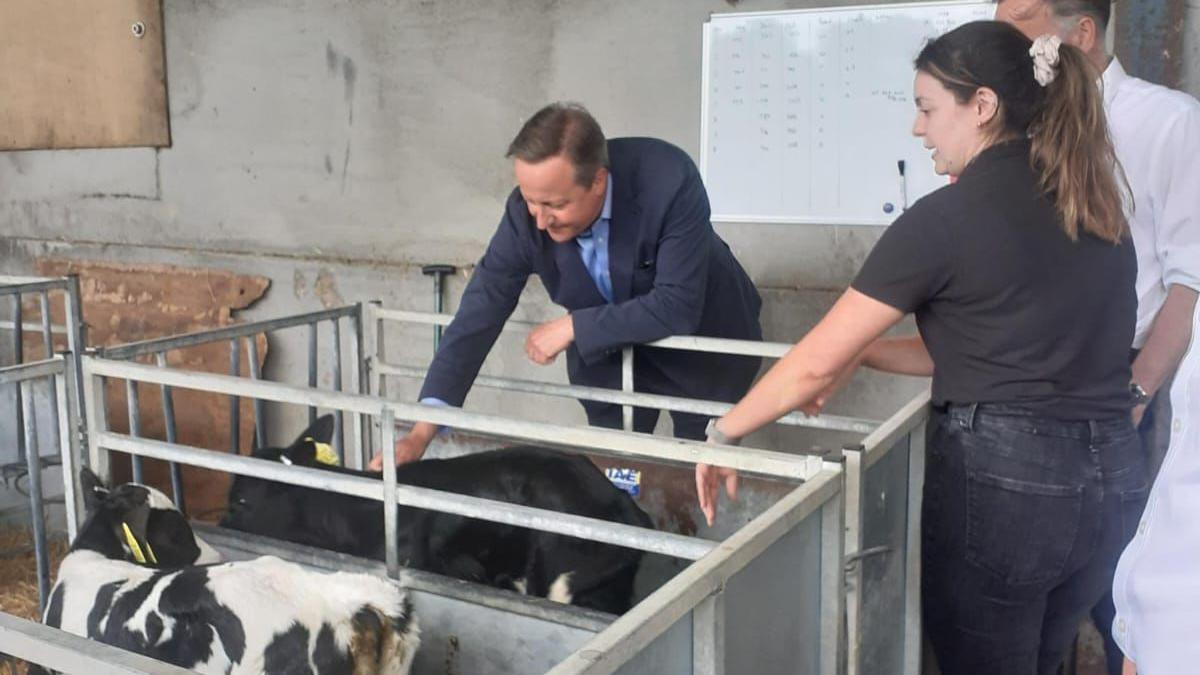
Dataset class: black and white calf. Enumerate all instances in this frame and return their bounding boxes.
[43,469,419,675]
[222,415,654,615]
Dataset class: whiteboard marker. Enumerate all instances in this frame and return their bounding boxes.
[897,160,908,211]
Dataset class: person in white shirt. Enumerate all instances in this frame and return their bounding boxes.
[995,1,1200,673]
[1110,304,1200,675]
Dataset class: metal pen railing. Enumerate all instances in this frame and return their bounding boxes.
[365,303,927,675]
[0,355,78,612]
[97,305,366,511]
[1,275,87,467]
[80,356,824,573]
[79,353,847,674]
[365,305,879,435]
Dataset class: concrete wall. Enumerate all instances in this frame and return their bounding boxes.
[11,0,1194,453]
[0,0,931,453]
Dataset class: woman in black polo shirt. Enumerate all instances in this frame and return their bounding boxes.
[696,21,1146,675]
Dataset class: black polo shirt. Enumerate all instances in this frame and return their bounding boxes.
[852,139,1137,419]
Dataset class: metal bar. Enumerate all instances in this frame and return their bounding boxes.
[621,347,634,432]
[645,334,792,359]
[693,591,726,675]
[0,274,62,284]
[373,308,796,359]
[83,368,111,482]
[843,447,865,675]
[0,612,196,675]
[373,308,455,328]
[547,466,844,675]
[819,482,847,675]
[376,361,880,434]
[155,352,186,512]
[332,319,345,463]
[246,337,267,450]
[229,339,240,454]
[93,430,717,561]
[126,379,144,484]
[363,302,383,462]
[14,294,26,462]
[380,408,399,578]
[0,358,67,385]
[903,421,927,675]
[347,304,366,469]
[431,269,446,349]
[56,370,80,540]
[307,322,318,425]
[84,356,824,480]
[0,279,71,296]
[38,292,54,358]
[66,274,89,465]
[39,293,64,482]
[21,379,50,612]
[0,320,70,333]
[860,388,932,470]
[99,305,358,360]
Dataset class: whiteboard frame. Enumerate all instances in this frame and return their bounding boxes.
[699,0,988,225]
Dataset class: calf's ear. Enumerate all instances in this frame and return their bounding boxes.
[291,413,335,446]
[145,509,202,567]
[282,438,319,466]
[283,414,337,466]
[80,468,110,511]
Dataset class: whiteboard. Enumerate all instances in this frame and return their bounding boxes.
[700,1,994,225]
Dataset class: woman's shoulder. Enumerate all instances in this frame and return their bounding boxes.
[890,182,958,234]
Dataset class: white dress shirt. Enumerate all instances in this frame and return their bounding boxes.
[1111,302,1200,673]
[1106,56,1200,673]
[1101,58,1200,347]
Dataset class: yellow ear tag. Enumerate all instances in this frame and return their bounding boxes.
[121,522,157,565]
[307,437,340,466]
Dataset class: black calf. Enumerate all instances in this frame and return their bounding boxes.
[222,415,653,614]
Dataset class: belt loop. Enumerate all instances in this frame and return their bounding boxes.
[966,402,979,432]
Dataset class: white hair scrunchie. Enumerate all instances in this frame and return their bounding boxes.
[1030,34,1062,87]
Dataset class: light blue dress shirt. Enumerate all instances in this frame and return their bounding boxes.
[574,175,615,303]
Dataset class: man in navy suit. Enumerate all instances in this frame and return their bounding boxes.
[372,103,763,466]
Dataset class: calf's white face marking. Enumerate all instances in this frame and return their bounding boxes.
[547,572,574,605]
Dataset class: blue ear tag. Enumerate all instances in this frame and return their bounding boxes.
[605,468,642,497]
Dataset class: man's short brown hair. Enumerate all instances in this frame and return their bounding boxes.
[506,103,609,187]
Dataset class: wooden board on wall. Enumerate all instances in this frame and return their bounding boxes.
[28,259,271,521]
[0,0,169,150]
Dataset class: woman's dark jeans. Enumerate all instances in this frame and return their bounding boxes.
[922,404,1149,675]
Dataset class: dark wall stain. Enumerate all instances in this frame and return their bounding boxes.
[326,41,338,74]
[342,58,357,105]
[323,42,357,185]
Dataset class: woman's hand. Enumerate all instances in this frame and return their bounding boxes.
[695,462,739,527]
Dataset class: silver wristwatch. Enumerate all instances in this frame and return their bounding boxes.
[705,418,741,446]
[1130,382,1150,406]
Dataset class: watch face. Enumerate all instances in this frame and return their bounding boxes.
[1130,383,1149,404]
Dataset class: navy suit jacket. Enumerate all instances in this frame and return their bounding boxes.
[420,137,763,407]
